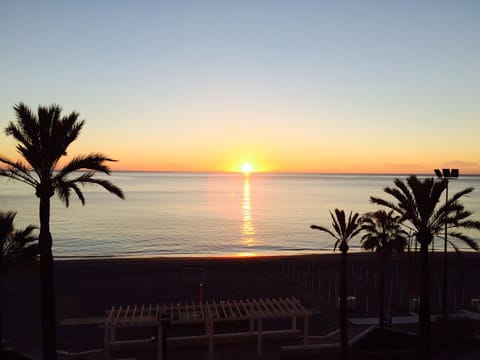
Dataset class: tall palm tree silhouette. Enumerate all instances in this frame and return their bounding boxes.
[0,103,124,359]
[311,209,362,360]
[0,211,38,347]
[370,175,480,359]
[360,210,407,329]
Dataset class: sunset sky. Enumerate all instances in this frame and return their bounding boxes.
[1,1,479,174]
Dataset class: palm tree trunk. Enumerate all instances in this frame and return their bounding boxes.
[419,239,431,360]
[378,256,385,330]
[340,248,348,360]
[0,268,3,347]
[39,195,57,360]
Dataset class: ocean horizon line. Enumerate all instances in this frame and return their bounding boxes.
[110,170,480,177]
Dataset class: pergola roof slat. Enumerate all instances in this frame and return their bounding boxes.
[105,297,307,327]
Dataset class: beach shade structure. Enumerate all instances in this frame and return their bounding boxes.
[103,296,310,360]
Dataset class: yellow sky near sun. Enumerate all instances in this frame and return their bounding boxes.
[1,122,479,174]
[1,142,479,174]
[79,143,479,174]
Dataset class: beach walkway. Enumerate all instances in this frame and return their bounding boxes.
[350,311,480,325]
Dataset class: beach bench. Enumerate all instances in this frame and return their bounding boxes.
[104,296,310,359]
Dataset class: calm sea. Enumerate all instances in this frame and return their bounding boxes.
[1,172,479,259]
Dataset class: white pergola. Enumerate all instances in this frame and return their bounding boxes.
[104,296,310,359]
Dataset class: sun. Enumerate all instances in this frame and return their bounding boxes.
[241,163,254,174]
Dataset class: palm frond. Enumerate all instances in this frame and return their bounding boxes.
[448,187,474,204]
[448,231,479,251]
[13,225,37,242]
[4,103,124,203]
[69,182,86,205]
[8,103,37,147]
[56,181,72,207]
[349,227,363,239]
[346,212,361,238]
[0,211,16,240]
[335,209,347,238]
[361,235,381,252]
[392,178,416,214]
[83,178,123,199]
[56,153,116,179]
[55,179,86,207]
[59,172,124,200]
[360,209,407,255]
[312,208,361,253]
[448,208,471,222]
[310,224,337,239]
[456,219,480,230]
[62,112,84,148]
[333,239,341,252]
[407,177,431,224]
[0,156,38,186]
[370,196,403,217]
[0,211,38,266]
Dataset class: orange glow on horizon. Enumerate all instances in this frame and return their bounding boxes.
[103,146,480,174]
[236,252,258,257]
[2,144,480,175]
[102,159,480,175]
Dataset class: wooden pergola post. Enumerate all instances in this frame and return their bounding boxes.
[103,326,110,360]
[257,317,263,357]
[207,317,214,359]
[303,313,309,345]
[104,307,116,360]
[156,321,162,360]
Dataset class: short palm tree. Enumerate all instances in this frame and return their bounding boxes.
[311,209,362,360]
[0,103,124,359]
[0,211,38,347]
[360,210,407,329]
[370,175,480,360]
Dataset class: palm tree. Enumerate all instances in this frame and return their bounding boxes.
[0,103,124,359]
[370,175,480,359]
[311,209,362,360]
[0,211,38,347]
[360,210,407,330]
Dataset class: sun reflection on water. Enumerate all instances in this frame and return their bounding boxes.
[242,175,256,247]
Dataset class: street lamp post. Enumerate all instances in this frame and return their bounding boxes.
[434,168,459,319]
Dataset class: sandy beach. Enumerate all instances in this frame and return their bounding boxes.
[3,252,480,359]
